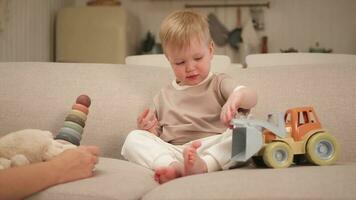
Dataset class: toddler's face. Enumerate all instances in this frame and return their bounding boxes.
[165,38,213,86]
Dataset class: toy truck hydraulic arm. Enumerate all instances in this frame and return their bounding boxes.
[231,114,287,162]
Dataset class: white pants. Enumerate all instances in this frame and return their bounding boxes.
[121,129,237,172]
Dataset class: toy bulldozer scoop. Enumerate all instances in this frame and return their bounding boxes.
[231,113,287,162]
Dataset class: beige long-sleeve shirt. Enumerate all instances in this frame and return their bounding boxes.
[153,73,241,145]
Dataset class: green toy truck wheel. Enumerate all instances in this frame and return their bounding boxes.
[306,132,339,166]
[263,142,293,168]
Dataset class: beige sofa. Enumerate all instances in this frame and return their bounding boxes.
[0,58,355,199]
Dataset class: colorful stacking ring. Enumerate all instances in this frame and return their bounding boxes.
[59,127,82,140]
[55,131,80,146]
[65,114,85,127]
[69,110,87,121]
[72,103,89,115]
[56,95,91,146]
[63,121,84,134]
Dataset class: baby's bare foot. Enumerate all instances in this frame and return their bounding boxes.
[183,141,207,175]
[154,162,183,184]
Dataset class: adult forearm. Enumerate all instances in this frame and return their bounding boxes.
[0,162,59,200]
[0,146,98,200]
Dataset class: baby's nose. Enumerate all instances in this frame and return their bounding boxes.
[185,61,197,72]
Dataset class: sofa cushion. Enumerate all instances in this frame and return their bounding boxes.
[124,54,239,72]
[28,158,158,200]
[246,53,356,67]
[1,62,355,163]
[0,62,173,160]
[143,163,356,200]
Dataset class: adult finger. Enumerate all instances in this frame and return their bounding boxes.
[91,155,99,164]
[80,146,101,156]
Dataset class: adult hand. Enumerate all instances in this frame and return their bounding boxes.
[0,146,100,200]
[137,108,160,136]
[49,146,100,184]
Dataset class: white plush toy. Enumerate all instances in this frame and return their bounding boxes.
[0,129,76,170]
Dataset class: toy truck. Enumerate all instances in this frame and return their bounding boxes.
[231,106,339,168]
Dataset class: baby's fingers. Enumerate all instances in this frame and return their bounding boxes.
[221,107,234,128]
[146,109,156,120]
[137,108,150,123]
[143,118,158,130]
[220,110,228,127]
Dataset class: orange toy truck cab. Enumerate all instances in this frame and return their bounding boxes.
[285,107,321,141]
[255,106,339,168]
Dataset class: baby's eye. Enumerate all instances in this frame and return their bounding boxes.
[194,57,203,61]
[175,61,185,65]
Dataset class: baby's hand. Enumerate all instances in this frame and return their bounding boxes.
[137,108,160,136]
[220,92,243,128]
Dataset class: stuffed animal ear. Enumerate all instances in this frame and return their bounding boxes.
[0,158,11,170]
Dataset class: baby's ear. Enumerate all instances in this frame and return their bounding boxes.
[209,42,215,56]
[210,41,215,49]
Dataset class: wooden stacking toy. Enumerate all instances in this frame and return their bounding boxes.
[55,95,91,145]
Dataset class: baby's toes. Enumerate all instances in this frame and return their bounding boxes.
[154,174,160,182]
[190,148,198,163]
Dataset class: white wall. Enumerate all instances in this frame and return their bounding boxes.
[0,0,355,62]
[266,0,356,54]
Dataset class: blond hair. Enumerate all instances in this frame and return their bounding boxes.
[159,10,211,51]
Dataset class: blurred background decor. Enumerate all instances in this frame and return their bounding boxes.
[0,0,355,63]
[140,31,162,55]
[87,0,120,6]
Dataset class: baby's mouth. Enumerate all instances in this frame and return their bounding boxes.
[186,74,199,79]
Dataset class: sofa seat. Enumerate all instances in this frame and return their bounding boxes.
[143,163,356,200]
[28,158,158,200]
[27,158,356,200]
